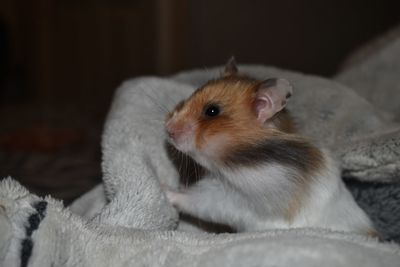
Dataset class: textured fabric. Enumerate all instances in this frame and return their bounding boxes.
[336,26,400,121]
[1,60,400,266]
[346,180,400,241]
[1,177,400,267]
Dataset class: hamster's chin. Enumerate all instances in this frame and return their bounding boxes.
[168,137,195,155]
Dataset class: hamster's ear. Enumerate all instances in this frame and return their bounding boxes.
[223,56,238,77]
[253,78,293,123]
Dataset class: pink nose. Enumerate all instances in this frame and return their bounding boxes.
[166,120,192,142]
[166,122,180,140]
[166,127,177,139]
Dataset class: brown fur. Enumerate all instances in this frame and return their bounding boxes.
[187,76,280,150]
[165,100,185,121]
[286,187,305,223]
[285,139,324,222]
[271,110,297,133]
[168,73,324,224]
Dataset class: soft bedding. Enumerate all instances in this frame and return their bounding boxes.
[1,29,400,266]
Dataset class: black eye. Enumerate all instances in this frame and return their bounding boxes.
[204,104,220,117]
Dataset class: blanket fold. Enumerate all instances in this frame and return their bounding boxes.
[1,28,400,266]
[1,178,400,267]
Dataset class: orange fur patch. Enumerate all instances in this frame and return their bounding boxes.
[168,74,327,224]
[186,77,272,151]
[285,140,323,222]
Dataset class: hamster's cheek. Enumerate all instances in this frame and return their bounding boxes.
[199,133,231,160]
[189,133,231,170]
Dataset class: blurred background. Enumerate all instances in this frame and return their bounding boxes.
[0,0,399,204]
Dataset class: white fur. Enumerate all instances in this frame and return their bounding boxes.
[166,151,374,234]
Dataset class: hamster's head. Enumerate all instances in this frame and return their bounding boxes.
[165,58,293,170]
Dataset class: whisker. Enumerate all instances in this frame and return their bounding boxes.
[194,160,199,184]
[162,90,181,107]
[140,90,171,114]
[179,151,185,187]
[139,117,165,123]
[184,153,189,188]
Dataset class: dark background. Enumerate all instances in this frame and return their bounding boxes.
[0,0,399,204]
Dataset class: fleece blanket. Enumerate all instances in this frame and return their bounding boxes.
[2,37,400,266]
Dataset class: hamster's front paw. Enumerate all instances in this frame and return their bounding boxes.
[164,189,182,206]
[160,182,187,209]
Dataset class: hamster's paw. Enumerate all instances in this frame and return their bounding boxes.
[159,182,179,205]
[165,189,181,206]
[160,185,185,208]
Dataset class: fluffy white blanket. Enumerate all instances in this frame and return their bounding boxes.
[1,32,400,266]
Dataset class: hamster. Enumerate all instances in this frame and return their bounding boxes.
[164,57,377,236]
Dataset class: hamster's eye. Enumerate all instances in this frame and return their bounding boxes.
[204,104,220,118]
